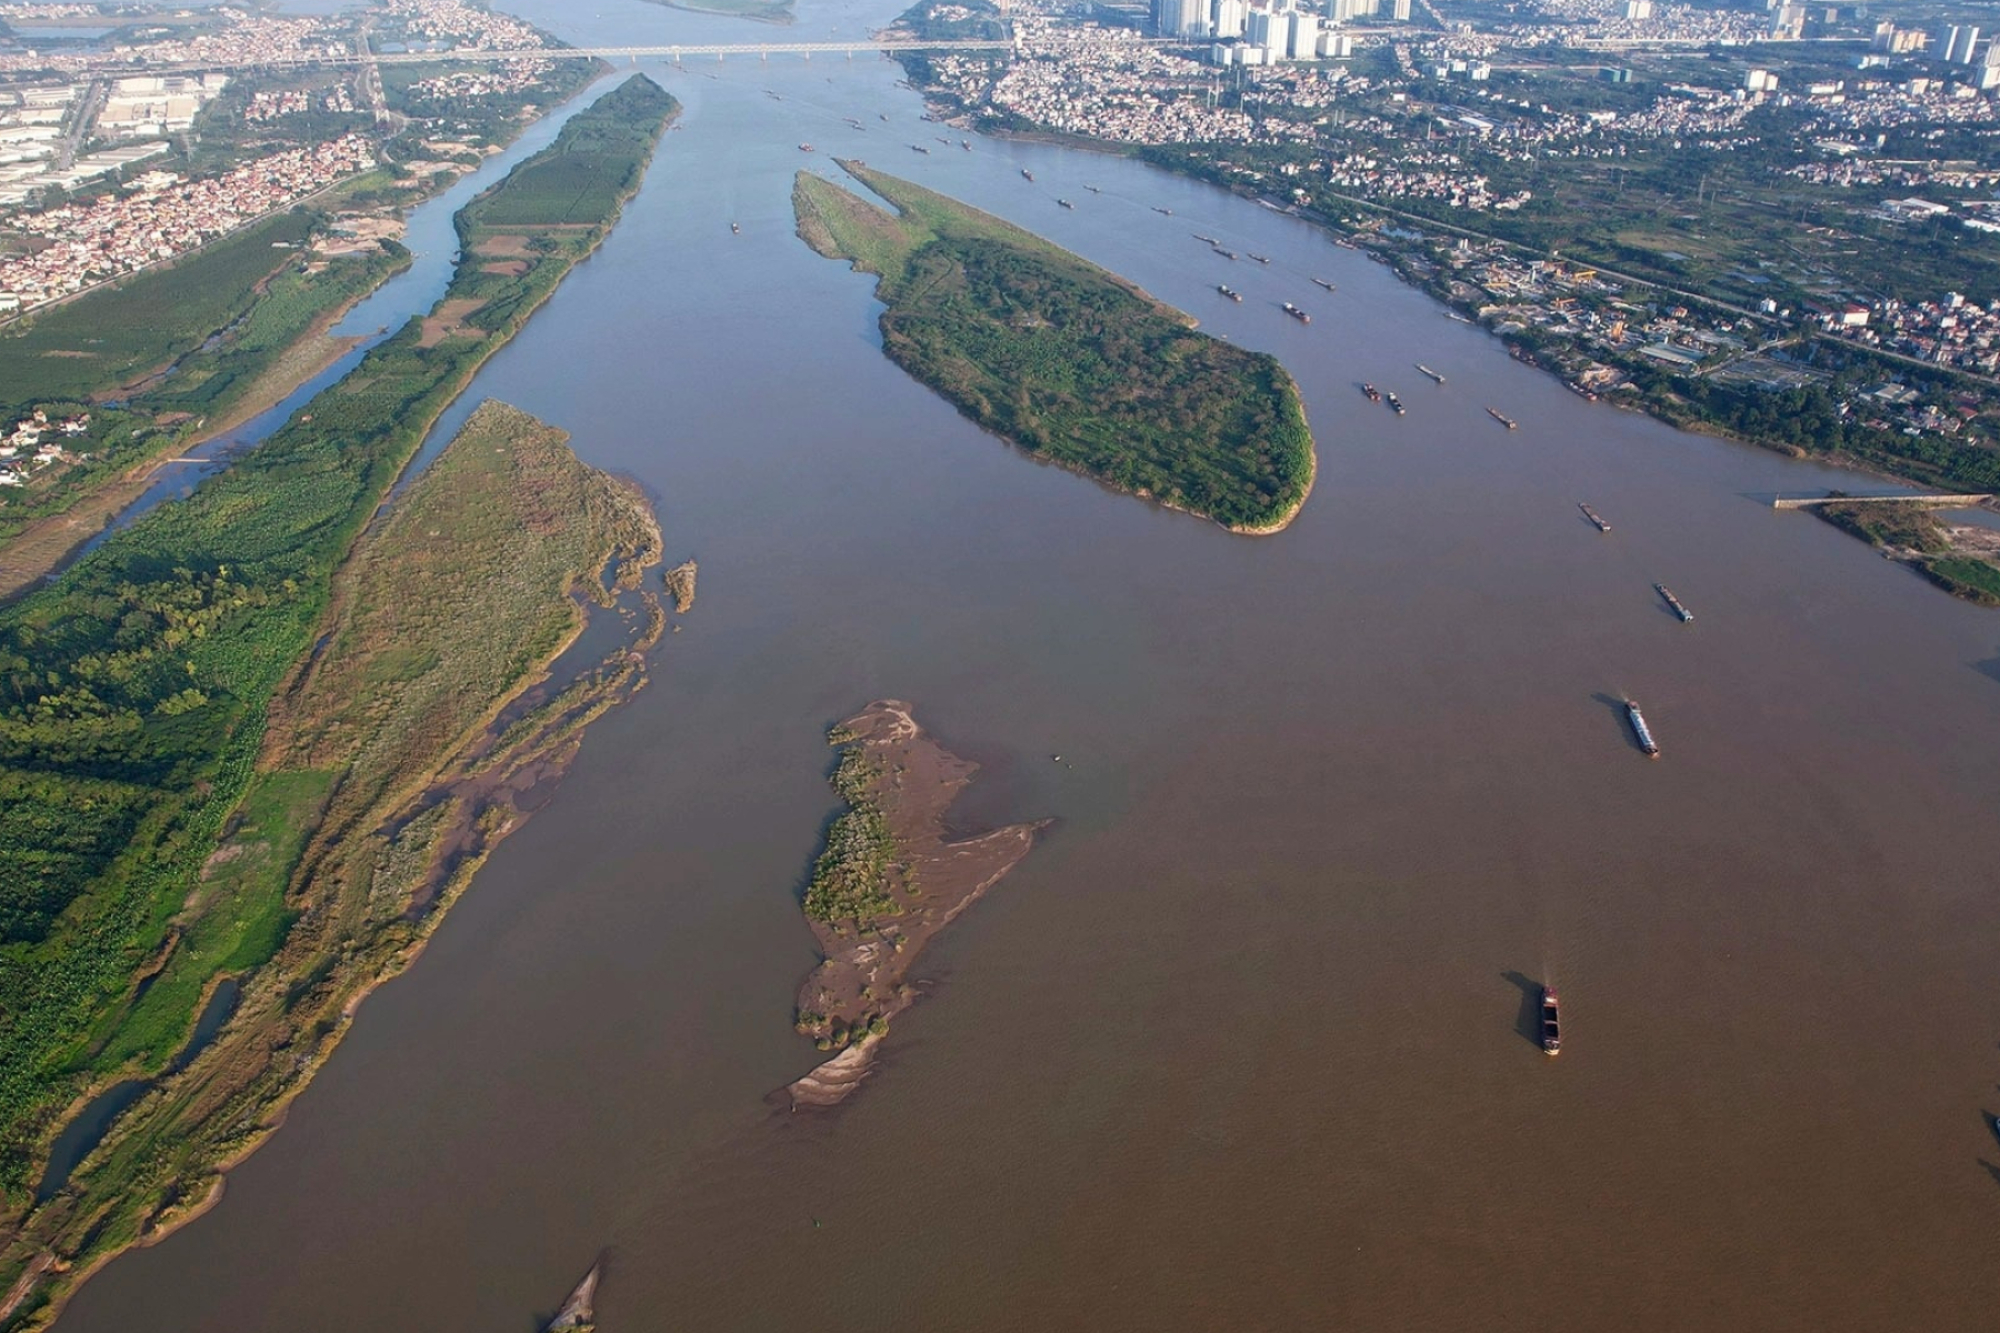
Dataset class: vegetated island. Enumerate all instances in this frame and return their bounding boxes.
[1811,497,2000,606]
[0,75,678,1332]
[638,0,794,24]
[792,162,1315,533]
[787,702,1047,1109]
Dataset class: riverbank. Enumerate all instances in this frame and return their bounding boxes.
[1812,499,2000,606]
[0,77,679,1331]
[788,702,1045,1108]
[793,160,1315,534]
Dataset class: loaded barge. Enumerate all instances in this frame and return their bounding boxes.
[1655,584,1694,623]
[1312,276,1337,291]
[1624,700,1660,758]
[1541,988,1562,1055]
[1283,302,1311,325]
[1579,503,1611,532]
[1218,284,1241,302]
[1384,391,1405,415]
[1488,407,1516,430]
[1361,383,1380,402]
[1416,364,1445,384]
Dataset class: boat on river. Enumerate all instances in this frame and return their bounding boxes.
[1655,584,1694,623]
[1488,407,1517,430]
[1248,253,1270,264]
[1021,168,1034,181]
[1214,248,1237,260]
[1625,700,1659,757]
[1153,206,1174,215]
[1361,383,1381,402]
[1282,302,1311,325]
[799,143,814,152]
[910,144,929,154]
[1312,277,1337,291]
[1194,233,1219,244]
[1540,989,1562,1055]
[1218,285,1242,302]
[1385,391,1405,415]
[1580,503,1611,533]
[730,221,740,235]
[1058,198,1074,209]
[1417,364,1445,384]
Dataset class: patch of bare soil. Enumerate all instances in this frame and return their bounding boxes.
[785,700,1046,1109]
[417,297,487,348]
[473,233,533,258]
[481,261,529,277]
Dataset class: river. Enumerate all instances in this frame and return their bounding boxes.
[50,0,2000,1329]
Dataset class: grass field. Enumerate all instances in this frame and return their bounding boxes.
[0,211,318,405]
[0,75,677,1331]
[794,162,1315,532]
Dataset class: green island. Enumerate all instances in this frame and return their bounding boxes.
[792,163,1315,533]
[1812,500,2000,607]
[637,0,795,25]
[0,74,677,1331]
[786,701,1044,1109]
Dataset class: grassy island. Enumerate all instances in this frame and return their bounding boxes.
[1813,499,2000,607]
[787,702,1045,1108]
[793,163,1315,533]
[0,75,677,1331]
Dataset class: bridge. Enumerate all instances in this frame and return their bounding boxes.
[107,38,1024,76]
[1772,493,1993,510]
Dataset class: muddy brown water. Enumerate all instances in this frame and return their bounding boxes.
[51,2,2000,1329]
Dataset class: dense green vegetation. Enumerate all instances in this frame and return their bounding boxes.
[0,211,321,406]
[802,741,902,929]
[794,163,1314,531]
[0,71,675,1248]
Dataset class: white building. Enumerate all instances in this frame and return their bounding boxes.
[1288,9,1321,59]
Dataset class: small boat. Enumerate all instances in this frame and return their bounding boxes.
[1385,392,1404,415]
[799,143,815,152]
[1312,277,1336,291]
[1057,198,1074,209]
[1193,233,1218,244]
[1021,169,1034,182]
[1214,248,1236,260]
[879,113,889,121]
[1655,584,1694,623]
[1248,253,1270,264]
[1488,407,1516,430]
[1282,302,1311,325]
[1084,184,1102,193]
[1334,237,1359,250]
[1579,503,1611,533]
[1218,284,1241,302]
[730,222,740,234]
[935,136,952,145]
[1540,988,1561,1055]
[1624,699,1659,757]
[1361,383,1380,402]
[1153,206,1173,215]
[1417,364,1445,384]
[910,144,930,154]
[961,140,972,151]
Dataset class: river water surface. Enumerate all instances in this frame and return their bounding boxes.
[52,1,2000,1329]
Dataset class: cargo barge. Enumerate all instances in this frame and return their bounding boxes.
[1312,276,1337,291]
[1655,584,1693,623]
[1218,284,1241,301]
[1579,503,1610,532]
[1282,302,1311,324]
[1361,383,1380,402]
[1417,364,1445,384]
[1624,700,1660,757]
[1541,988,1562,1055]
[1488,407,1517,430]
[1384,391,1405,415]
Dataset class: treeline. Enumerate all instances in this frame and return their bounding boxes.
[0,75,676,1190]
